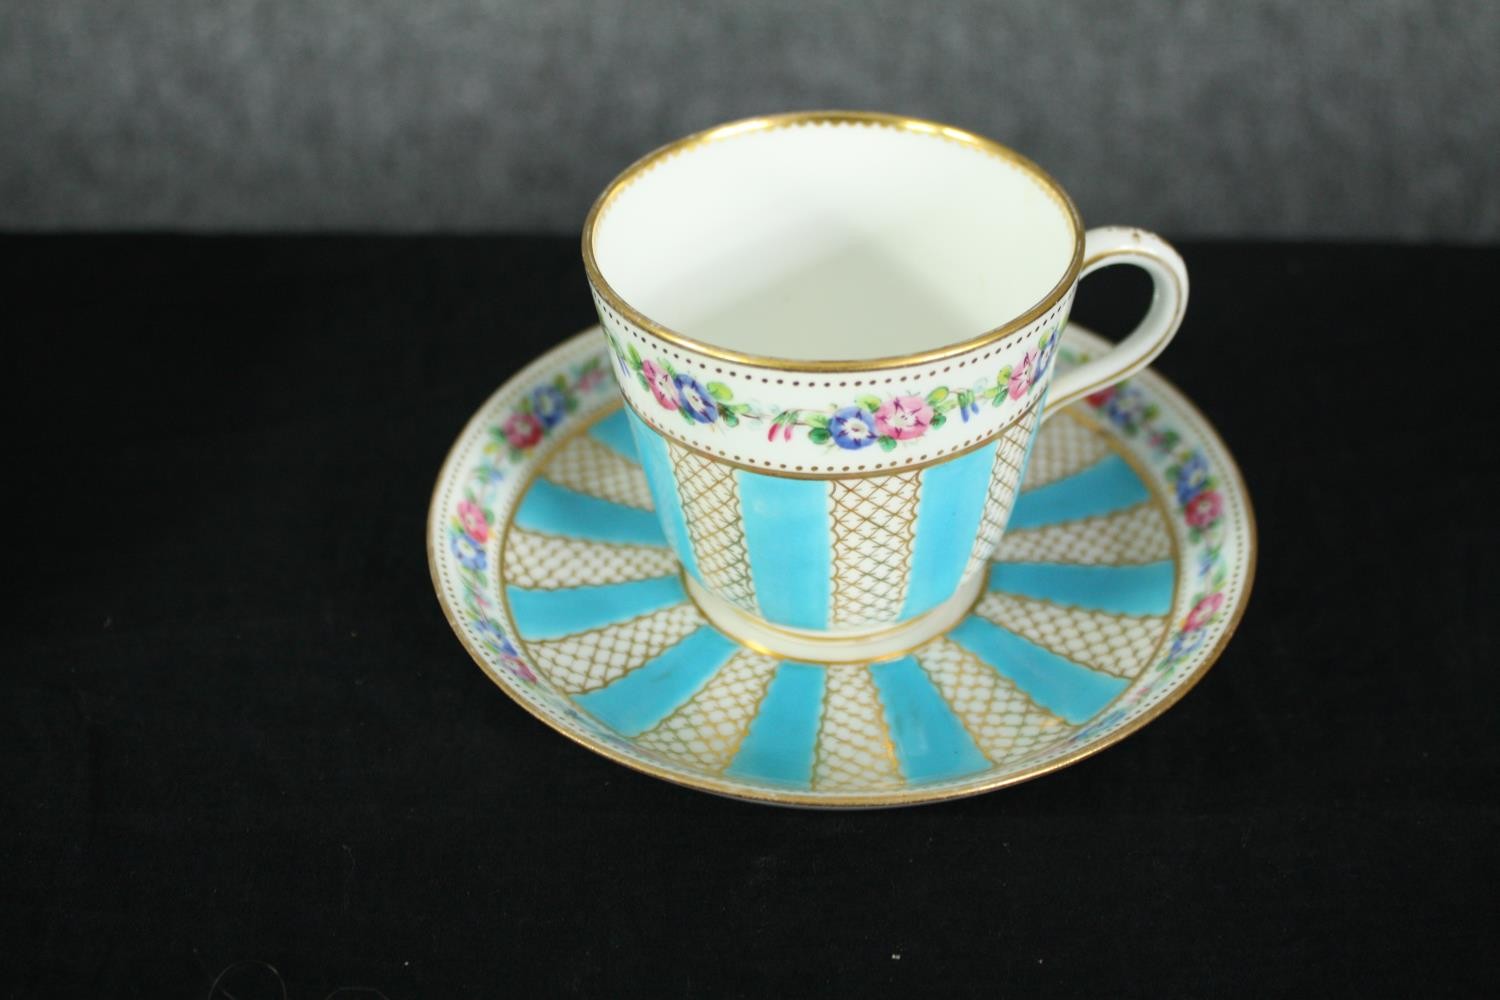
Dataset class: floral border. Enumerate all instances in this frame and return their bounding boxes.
[1062,348,1237,745]
[442,353,615,687]
[605,323,1061,452]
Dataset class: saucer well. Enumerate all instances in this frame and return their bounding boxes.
[428,325,1255,807]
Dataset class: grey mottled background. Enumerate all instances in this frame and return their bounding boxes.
[2,0,1496,239]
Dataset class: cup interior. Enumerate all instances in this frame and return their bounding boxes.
[587,115,1079,364]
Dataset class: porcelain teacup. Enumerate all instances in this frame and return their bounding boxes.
[582,111,1187,660]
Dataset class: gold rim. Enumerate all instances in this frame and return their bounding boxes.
[426,325,1257,809]
[677,566,991,666]
[581,111,1085,373]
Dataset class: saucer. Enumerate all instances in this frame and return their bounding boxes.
[428,325,1255,807]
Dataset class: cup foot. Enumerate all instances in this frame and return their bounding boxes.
[681,569,988,664]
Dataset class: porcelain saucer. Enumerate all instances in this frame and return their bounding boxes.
[427,325,1255,807]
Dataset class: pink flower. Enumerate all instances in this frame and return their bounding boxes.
[873,396,933,440]
[457,499,489,543]
[1184,592,1224,631]
[577,368,606,391]
[641,360,678,410]
[503,655,537,683]
[1086,386,1118,407]
[1184,490,1223,528]
[1007,349,1039,400]
[503,412,543,449]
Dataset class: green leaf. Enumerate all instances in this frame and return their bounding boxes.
[934,397,958,413]
[663,360,677,376]
[707,382,733,402]
[925,386,950,405]
[729,402,751,415]
[805,412,830,430]
[627,343,642,366]
[995,366,1013,386]
[878,436,897,453]
[808,427,831,445]
[721,409,739,427]
[931,413,946,428]
[518,398,533,414]
[636,373,650,393]
[857,395,882,413]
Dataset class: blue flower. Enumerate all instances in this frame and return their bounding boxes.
[1167,628,1207,662]
[1104,384,1147,428]
[450,531,487,570]
[1175,452,1210,505]
[829,406,877,449]
[673,374,717,423]
[1034,329,1059,383]
[473,616,504,642]
[956,391,980,422]
[531,386,568,428]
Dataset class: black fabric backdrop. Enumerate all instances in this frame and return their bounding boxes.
[3,236,1495,997]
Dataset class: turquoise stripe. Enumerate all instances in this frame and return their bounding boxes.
[726,662,825,786]
[589,408,640,462]
[1009,454,1148,529]
[902,441,998,619]
[506,575,684,640]
[516,478,665,547]
[739,473,830,630]
[870,657,990,781]
[989,560,1175,616]
[950,616,1127,724]
[624,410,703,583]
[573,627,739,736]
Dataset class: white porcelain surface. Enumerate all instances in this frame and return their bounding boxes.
[590,118,1077,361]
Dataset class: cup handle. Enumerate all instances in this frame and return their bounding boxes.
[1043,226,1189,419]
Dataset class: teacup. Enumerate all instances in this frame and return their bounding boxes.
[582,111,1187,660]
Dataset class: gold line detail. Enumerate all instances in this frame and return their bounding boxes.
[915,637,1070,763]
[964,396,1041,579]
[525,602,704,695]
[665,441,760,614]
[503,527,679,590]
[540,434,655,511]
[634,648,780,773]
[812,666,905,791]
[827,470,921,627]
[996,501,1174,567]
[974,591,1166,681]
[582,111,1084,373]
